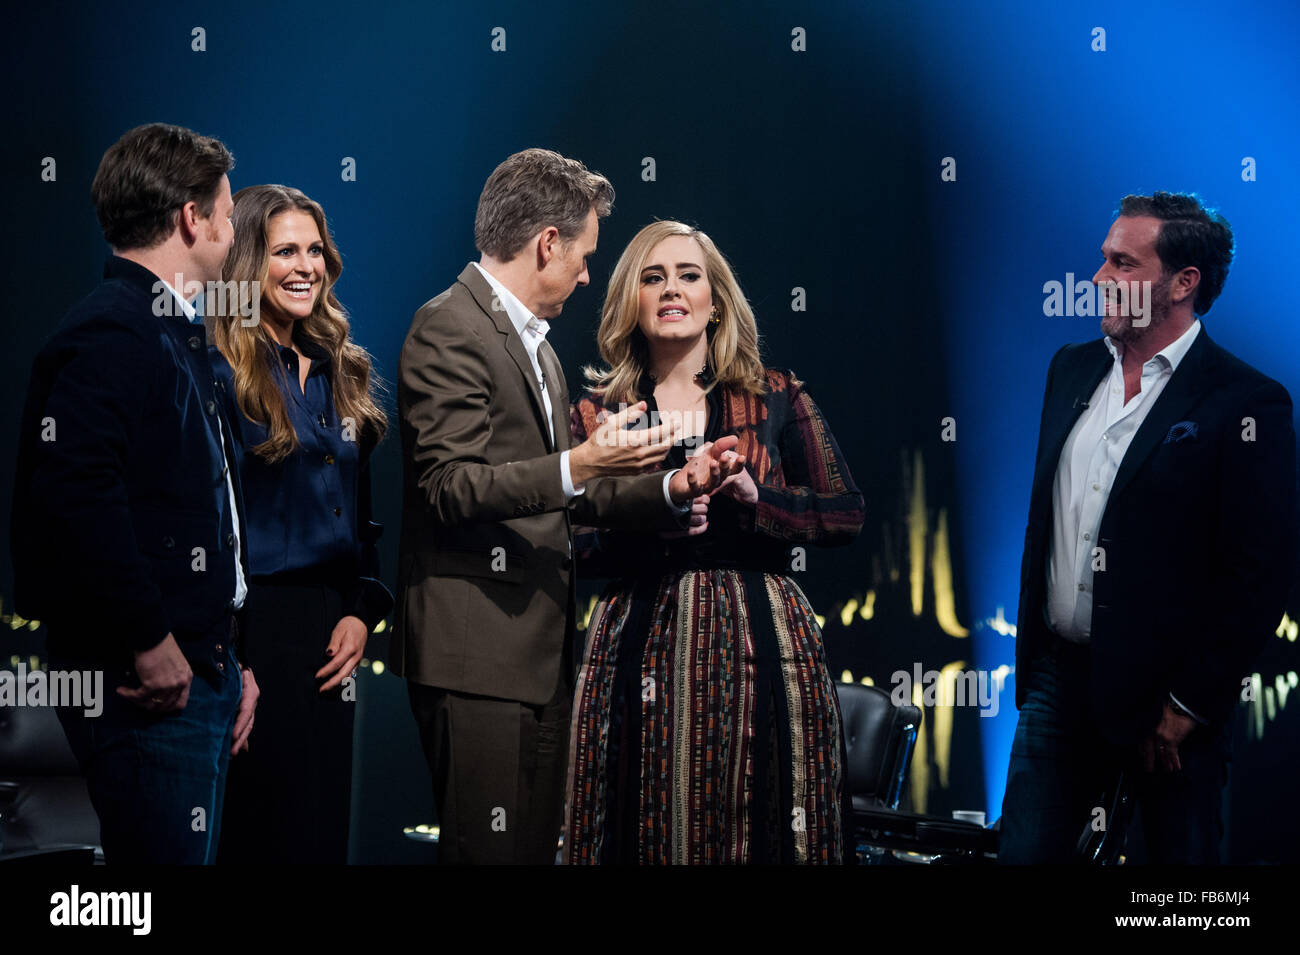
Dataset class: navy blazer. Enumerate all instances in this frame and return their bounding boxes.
[1016,327,1299,744]
[10,256,250,664]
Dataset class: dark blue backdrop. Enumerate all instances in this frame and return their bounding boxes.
[4,0,1297,862]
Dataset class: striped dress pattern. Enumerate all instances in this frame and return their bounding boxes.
[563,369,865,864]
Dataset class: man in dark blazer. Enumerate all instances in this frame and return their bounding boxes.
[10,123,259,863]
[1000,192,1298,863]
[394,148,742,864]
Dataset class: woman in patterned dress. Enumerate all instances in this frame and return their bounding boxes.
[563,221,865,864]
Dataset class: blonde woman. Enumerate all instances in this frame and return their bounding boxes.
[208,185,389,863]
[564,221,865,863]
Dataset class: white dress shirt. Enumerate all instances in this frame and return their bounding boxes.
[163,281,247,610]
[471,262,682,509]
[1046,319,1202,644]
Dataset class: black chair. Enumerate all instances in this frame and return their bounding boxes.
[0,695,100,863]
[1076,770,1133,864]
[837,682,999,863]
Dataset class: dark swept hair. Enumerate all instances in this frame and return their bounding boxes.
[1117,191,1234,315]
[91,123,234,251]
[474,148,614,261]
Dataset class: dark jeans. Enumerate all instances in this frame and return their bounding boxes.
[54,637,242,864]
[999,635,1229,864]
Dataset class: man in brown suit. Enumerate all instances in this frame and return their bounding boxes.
[393,148,741,864]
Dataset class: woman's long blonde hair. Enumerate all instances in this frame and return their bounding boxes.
[584,220,765,405]
[211,184,387,462]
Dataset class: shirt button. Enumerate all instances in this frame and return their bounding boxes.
[1092,484,1101,491]
[333,507,342,516]
[226,532,235,546]
[324,454,335,465]
[207,400,217,415]
[215,644,224,653]
[1101,432,1109,440]
[188,336,201,351]
[1083,533,1091,541]
[217,661,226,672]
[1078,583,1086,592]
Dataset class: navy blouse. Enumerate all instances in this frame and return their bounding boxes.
[209,328,392,630]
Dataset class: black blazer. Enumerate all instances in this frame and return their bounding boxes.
[1016,327,1298,744]
[10,256,250,664]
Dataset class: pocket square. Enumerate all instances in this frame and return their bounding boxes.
[1164,420,1198,444]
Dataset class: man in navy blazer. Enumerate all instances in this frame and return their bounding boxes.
[1000,192,1298,863]
[10,123,259,863]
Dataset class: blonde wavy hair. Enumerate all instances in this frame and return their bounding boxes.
[584,220,765,405]
[211,184,387,463]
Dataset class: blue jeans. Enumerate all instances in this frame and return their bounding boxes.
[54,640,242,864]
[998,636,1229,864]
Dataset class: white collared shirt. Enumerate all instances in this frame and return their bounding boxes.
[471,263,581,500]
[1046,319,1202,643]
[471,262,684,511]
[161,280,247,610]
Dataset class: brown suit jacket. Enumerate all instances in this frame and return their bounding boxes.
[391,263,674,704]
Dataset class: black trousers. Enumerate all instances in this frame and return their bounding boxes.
[1000,634,1230,864]
[407,662,572,865]
[219,578,355,864]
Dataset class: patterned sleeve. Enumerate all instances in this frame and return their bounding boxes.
[740,371,865,545]
[569,398,602,565]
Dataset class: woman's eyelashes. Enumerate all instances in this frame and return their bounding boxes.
[641,271,701,285]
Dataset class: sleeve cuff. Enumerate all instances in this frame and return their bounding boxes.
[663,469,690,513]
[561,450,585,500]
[1168,691,1210,726]
[349,577,395,633]
[126,603,172,655]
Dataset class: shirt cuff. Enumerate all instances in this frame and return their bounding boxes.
[663,469,691,514]
[1168,691,1209,726]
[561,450,585,500]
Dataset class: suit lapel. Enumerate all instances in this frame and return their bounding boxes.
[1033,342,1111,501]
[457,263,554,450]
[1108,327,1212,501]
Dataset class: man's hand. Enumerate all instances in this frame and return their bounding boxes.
[316,615,368,693]
[661,494,711,538]
[117,633,192,712]
[231,667,259,755]
[1140,703,1197,773]
[667,437,745,503]
[569,401,678,486]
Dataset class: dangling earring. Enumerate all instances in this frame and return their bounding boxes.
[709,306,721,324]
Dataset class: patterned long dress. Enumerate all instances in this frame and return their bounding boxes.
[563,368,865,864]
